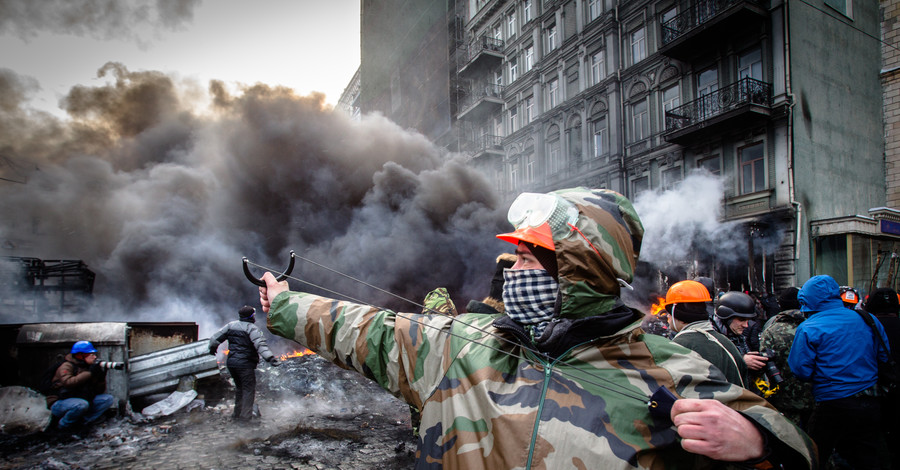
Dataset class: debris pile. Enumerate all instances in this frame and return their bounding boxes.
[0,354,418,469]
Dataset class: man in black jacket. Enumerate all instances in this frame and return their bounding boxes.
[209,305,279,422]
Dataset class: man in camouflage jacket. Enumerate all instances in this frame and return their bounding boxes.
[759,287,814,429]
[259,187,816,469]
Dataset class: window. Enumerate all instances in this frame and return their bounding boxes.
[507,10,517,39]
[698,155,721,175]
[545,23,558,52]
[590,50,605,86]
[631,27,646,64]
[632,176,649,196]
[492,23,503,41]
[547,126,561,173]
[547,78,559,108]
[509,105,520,134]
[697,67,718,96]
[493,69,503,87]
[661,6,677,24]
[738,48,763,81]
[508,57,519,83]
[524,96,535,123]
[739,142,765,194]
[523,0,533,23]
[593,116,608,157]
[697,67,718,119]
[510,161,519,190]
[548,141,561,173]
[661,167,682,190]
[662,84,680,129]
[824,0,852,18]
[588,0,602,22]
[523,45,534,73]
[631,100,649,141]
[567,118,583,160]
[525,154,535,183]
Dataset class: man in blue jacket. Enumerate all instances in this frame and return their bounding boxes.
[788,275,890,468]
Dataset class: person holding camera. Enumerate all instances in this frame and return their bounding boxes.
[45,341,118,433]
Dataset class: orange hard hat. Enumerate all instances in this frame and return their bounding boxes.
[665,280,712,305]
[839,286,859,304]
[497,222,555,251]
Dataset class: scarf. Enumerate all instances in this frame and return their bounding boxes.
[502,268,559,337]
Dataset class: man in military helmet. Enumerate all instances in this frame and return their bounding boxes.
[258,187,816,468]
[712,292,769,374]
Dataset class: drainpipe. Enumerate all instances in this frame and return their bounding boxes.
[783,0,803,278]
[615,2,627,192]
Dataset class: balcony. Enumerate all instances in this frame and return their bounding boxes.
[459,36,505,77]
[659,0,767,61]
[664,77,772,144]
[463,134,504,161]
[458,83,504,121]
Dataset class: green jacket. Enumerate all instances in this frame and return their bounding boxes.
[267,188,816,469]
[672,321,749,388]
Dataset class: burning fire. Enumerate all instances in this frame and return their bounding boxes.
[217,348,314,364]
[279,348,314,361]
[650,297,667,317]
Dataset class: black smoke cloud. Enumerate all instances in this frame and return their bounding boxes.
[0,0,200,43]
[0,64,510,335]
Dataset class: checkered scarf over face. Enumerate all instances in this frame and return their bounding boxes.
[502,268,559,336]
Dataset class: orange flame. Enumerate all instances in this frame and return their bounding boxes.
[279,348,314,361]
[650,297,667,316]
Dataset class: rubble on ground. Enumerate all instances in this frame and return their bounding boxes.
[0,355,418,470]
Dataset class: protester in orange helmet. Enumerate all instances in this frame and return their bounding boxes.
[665,280,749,388]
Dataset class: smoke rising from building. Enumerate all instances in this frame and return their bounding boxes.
[0,64,509,334]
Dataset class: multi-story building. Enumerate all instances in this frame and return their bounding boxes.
[359,0,895,294]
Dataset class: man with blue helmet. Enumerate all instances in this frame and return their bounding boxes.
[45,341,116,433]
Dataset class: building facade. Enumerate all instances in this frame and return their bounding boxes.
[359,0,896,295]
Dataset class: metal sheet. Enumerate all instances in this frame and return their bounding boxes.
[127,340,219,397]
[16,322,128,345]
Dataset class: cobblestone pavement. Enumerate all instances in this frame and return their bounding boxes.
[0,356,418,470]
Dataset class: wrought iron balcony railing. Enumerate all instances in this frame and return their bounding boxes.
[661,0,757,45]
[665,77,771,131]
[464,134,503,154]
[467,35,504,61]
[459,83,505,111]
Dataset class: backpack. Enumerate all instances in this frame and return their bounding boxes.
[38,360,65,395]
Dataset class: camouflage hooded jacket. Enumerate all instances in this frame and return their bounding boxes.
[267,188,816,469]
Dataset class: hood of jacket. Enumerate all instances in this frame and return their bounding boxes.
[547,187,644,319]
[798,275,845,313]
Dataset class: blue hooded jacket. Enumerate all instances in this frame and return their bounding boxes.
[788,275,890,401]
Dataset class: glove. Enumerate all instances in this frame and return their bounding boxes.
[89,363,105,377]
[267,358,280,367]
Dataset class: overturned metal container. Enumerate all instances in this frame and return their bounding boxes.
[127,340,219,398]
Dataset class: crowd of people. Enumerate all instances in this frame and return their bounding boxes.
[43,185,900,469]
[655,273,900,469]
